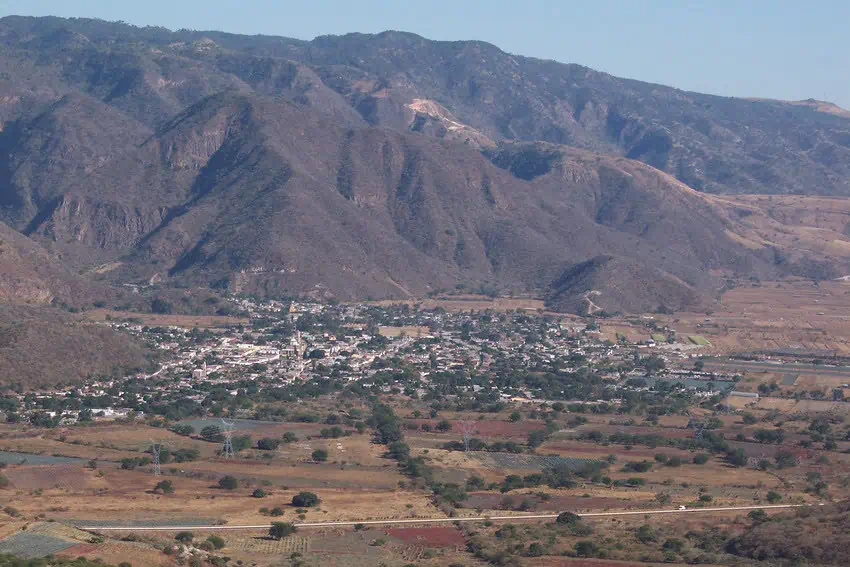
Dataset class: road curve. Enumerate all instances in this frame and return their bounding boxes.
[79,503,809,531]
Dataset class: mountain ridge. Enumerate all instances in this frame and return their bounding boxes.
[0,16,848,312]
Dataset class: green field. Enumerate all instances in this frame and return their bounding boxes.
[688,335,711,346]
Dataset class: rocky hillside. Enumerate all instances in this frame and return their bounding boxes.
[0,304,156,388]
[0,221,109,306]
[0,16,848,312]
[545,255,703,315]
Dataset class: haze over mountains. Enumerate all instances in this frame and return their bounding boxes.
[1,16,850,313]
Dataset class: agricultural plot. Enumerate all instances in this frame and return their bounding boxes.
[226,534,310,554]
[471,452,599,471]
[0,450,88,465]
[386,526,466,548]
[4,464,89,490]
[688,335,711,345]
[0,532,75,558]
[781,373,799,385]
[0,522,89,558]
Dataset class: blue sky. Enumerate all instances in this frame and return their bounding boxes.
[2,0,848,109]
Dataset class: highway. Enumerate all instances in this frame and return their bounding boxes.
[79,503,809,531]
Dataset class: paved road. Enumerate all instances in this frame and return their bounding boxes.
[79,503,809,531]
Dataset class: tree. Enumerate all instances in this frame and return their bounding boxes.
[218,475,238,490]
[292,491,319,507]
[154,480,174,494]
[748,509,768,524]
[311,449,328,462]
[527,430,547,450]
[269,522,297,540]
[527,542,545,556]
[727,448,748,467]
[175,531,193,543]
[766,491,782,503]
[775,450,798,469]
[151,298,173,314]
[253,488,267,498]
[282,432,298,443]
[435,419,452,432]
[508,411,521,422]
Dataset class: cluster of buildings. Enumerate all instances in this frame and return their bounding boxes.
[2,298,740,425]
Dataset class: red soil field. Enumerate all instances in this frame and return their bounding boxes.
[57,543,101,556]
[385,526,466,547]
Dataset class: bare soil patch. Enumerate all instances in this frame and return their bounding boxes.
[386,526,466,547]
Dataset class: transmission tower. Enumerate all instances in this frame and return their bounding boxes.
[460,421,477,453]
[221,418,235,459]
[150,439,162,476]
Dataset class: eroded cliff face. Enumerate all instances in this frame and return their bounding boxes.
[25,194,170,266]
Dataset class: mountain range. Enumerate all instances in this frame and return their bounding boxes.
[1,16,850,314]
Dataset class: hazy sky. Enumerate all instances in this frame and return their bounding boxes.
[3,0,849,109]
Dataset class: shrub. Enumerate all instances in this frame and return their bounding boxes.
[666,455,683,467]
[292,491,320,507]
[269,522,296,540]
[270,507,285,516]
[206,535,225,549]
[252,488,267,498]
[311,449,328,462]
[170,424,195,436]
[556,511,581,525]
[282,432,298,443]
[154,480,174,494]
[692,453,710,465]
[574,540,600,557]
[766,490,782,503]
[257,438,281,451]
[218,475,238,490]
[201,425,224,442]
[623,460,653,473]
[175,531,193,543]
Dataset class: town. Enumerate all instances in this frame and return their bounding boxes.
[1,297,739,427]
